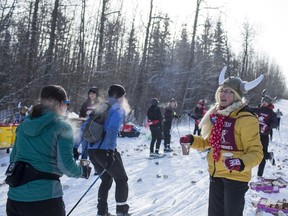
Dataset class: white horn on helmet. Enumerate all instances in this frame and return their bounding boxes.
[17,102,22,109]
[218,66,227,85]
[244,74,264,91]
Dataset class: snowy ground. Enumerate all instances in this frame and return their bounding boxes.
[1,100,288,216]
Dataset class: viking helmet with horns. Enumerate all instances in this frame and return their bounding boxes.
[261,89,277,105]
[218,66,264,98]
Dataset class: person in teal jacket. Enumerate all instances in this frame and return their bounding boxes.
[6,85,91,216]
[88,84,130,216]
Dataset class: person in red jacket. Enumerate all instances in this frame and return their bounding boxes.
[251,91,278,176]
[189,99,206,135]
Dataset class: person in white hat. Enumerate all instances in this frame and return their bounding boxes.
[179,66,264,216]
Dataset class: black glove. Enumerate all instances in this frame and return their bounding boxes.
[73,148,79,160]
[81,165,92,179]
[106,150,115,169]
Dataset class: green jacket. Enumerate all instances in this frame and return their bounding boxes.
[8,110,83,202]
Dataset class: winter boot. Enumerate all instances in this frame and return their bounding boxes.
[155,149,159,154]
[116,213,131,216]
[97,211,114,216]
[116,204,129,216]
[165,145,173,152]
[269,152,275,165]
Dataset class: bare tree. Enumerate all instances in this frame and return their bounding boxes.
[132,0,154,121]
[240,21,255,77]
[44,0,59,81]
[180,0,202,112]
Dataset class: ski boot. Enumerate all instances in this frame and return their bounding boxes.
[164,145,173,152]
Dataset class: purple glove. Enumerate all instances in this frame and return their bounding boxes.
[224,158,244,171]
[179,134,194,144]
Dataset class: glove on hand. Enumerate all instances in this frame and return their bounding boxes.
[73,148,79,160]
[81,165,92,179]
[224,158,244,171]
[106,150,115,170]
[179,134,194,144]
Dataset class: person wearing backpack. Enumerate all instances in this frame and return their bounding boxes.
[147,98,162,155]
[6,85,91,216]
[251,91,278,175]
[88,84,130,216]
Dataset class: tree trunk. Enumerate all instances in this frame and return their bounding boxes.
[180,0,202,112]
[44,0,59,81]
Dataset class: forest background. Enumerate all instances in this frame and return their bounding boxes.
[0,0,287,123]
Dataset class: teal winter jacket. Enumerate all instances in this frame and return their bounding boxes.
[8,110,83,202]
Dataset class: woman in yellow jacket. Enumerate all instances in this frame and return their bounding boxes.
[180,67,264,216]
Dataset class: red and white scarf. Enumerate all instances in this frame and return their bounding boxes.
[209,113,227,161]
[202,101,244,161]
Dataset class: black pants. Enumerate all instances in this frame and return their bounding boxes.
[163,121,172,147]
[193,123,201,135]
[88,149,129,215]
[277,118,280,130]
[6,197,65,216]
[150,125,162,153]
[208,177,248,216]
[257,135,270,177]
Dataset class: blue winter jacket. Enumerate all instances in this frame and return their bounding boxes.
[88,98,125,150]
[8,110,83,202]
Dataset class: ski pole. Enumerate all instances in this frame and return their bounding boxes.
[67,169,106,216]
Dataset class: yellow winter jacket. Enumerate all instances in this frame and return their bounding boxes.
[192,107,263,182]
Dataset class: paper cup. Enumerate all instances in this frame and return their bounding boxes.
[80,159,90,166]
[222,152,233,160]
[180,143,190,155]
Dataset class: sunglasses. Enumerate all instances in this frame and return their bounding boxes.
[219,89,234,95]
[63,100,71,105]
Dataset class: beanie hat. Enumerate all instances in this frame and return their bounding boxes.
[88,87,99,96]
[40,85,68,103]
[170,98,176,102]
[151,98,159,106]
[108,84,126,99]
[218,66,264,98]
